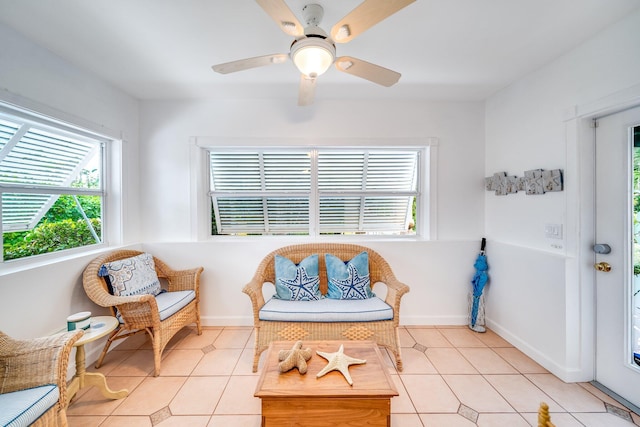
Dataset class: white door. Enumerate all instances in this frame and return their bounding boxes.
[594,105,640,408]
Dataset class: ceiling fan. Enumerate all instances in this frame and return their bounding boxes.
[212,0,415,106]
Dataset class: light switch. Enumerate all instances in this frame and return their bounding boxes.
[544,223,563,239]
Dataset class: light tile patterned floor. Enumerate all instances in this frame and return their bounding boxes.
[67,326,640,427]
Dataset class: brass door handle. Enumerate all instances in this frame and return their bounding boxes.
[594,262,611,272]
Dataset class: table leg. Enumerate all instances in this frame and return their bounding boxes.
[67,344,128,404]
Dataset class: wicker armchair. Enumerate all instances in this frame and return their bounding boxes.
[82,250,203,376]
[0,329,83,427]
[243,243,410,372]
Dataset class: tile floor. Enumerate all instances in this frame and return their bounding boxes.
[67,326,640,427]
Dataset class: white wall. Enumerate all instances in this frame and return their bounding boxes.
[138,98,486,326]
[484,8,640,381]
[0,24,141,340]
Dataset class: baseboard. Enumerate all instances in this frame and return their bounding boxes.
[400,314,468,326]
[486,319,591,382]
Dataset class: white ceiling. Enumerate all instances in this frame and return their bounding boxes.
[1,0,638,102]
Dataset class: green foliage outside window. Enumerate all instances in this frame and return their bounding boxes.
[2,169,102,261]
[3,217,101,260]
[3,195,101,260]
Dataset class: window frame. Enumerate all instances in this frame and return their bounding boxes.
[0,101,121,268]
[191,137,438,241]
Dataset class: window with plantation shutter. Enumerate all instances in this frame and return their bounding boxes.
[209,147,420,236]
[318,150,418,234]
[0,105,107,262]
[210,151,311,234]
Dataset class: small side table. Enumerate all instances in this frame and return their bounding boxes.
[66,315,128,404]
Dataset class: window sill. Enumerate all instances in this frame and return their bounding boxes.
[0,243,139,276]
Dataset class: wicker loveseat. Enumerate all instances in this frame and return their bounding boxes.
[0,329,83,427]
[243,243,410,372]
[83,250,203,376]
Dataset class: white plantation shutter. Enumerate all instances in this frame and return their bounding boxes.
[2,192,53,231]
[209,148,420,236]
[210,151,311,234]
[0,116,102,232]
[1,126,97,186]
[318,150,418,234]
[0,119,19,152]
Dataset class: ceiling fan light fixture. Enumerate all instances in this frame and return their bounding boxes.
[291,37,335,78]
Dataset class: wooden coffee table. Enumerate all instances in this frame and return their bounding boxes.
[255,340,398,427]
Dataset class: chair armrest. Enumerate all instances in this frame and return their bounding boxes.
[82,290,161,329]
[242,278,267,324]
[0,330,83,402]
[242,253,274,323]
[366,250,410,324]
[154,258,203,293]
[381,277,410,322]
[117,294,162,328]
[374,263,410,325]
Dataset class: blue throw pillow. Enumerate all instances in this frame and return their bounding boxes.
[325,251,374,300]
[274,254,321,301]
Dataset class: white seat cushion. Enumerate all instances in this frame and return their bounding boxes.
[117,290,195,323]
[259,296,393,322]
[0,385,58,427]
[155,290,196,321]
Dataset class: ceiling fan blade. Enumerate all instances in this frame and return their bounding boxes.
[330,0,415,43]
[335,56,401,86]
[255,0,305,37]
[298,74,317,106]
[212,54,289,74]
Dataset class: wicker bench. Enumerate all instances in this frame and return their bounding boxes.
[242,243,410,372]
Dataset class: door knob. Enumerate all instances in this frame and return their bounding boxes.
[593,244,612,254]
[594,262,612,272]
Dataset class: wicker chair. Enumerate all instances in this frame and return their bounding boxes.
[0,329,83,427]
[82,250,203,376]
[243,243,410,372]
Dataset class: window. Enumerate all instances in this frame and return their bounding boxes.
[1,105,106,262]
[208,147,421,236]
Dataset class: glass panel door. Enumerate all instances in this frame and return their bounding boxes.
[633,124,640,369]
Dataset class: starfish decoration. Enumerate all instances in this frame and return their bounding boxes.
[316,344,366,386]
[278,341,313,374]
[329,264,371,300]
[280,266,321,301]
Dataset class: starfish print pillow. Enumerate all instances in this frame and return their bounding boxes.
[274,254,322,301]
[325,251,374,300]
